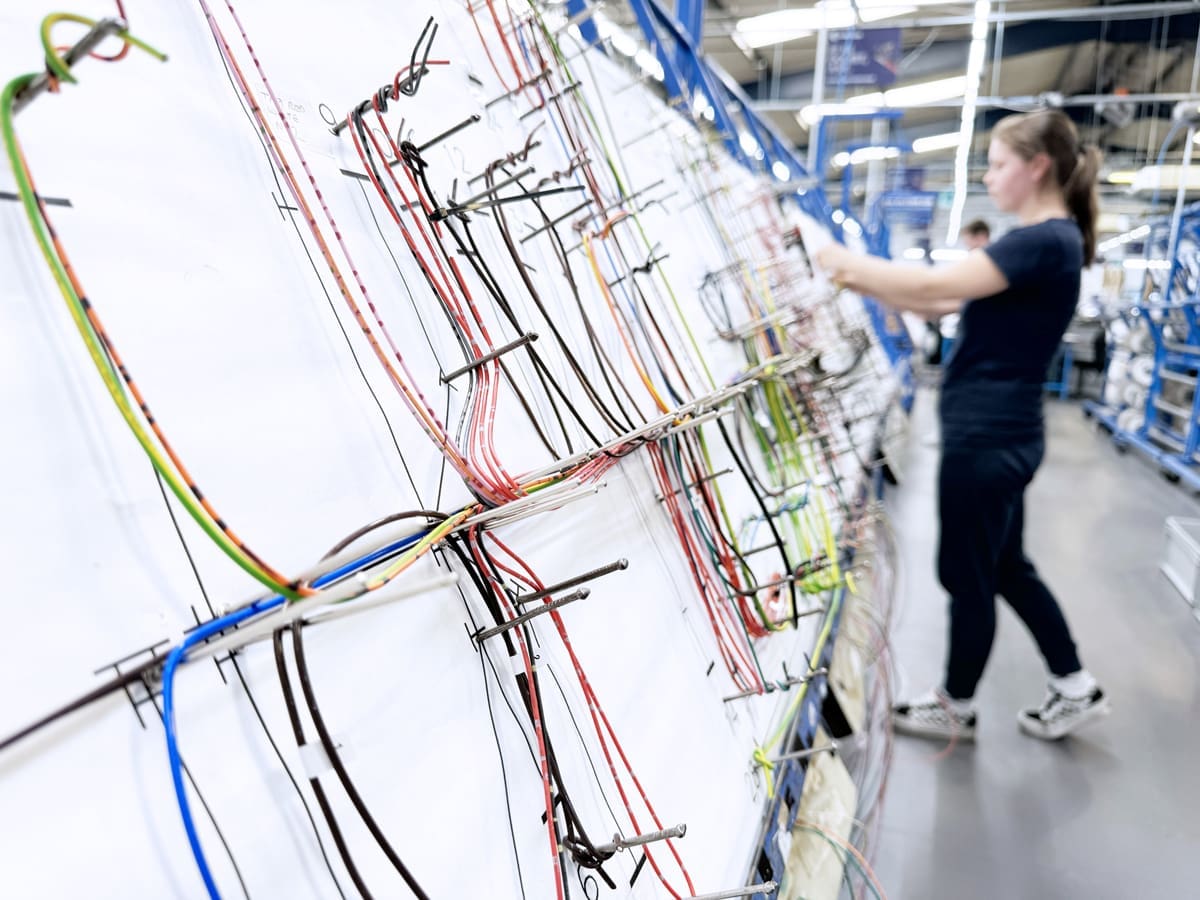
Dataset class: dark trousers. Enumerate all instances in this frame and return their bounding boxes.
[938,440,1082,699]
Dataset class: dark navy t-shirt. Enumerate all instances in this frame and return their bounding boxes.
[940,218,1082,448]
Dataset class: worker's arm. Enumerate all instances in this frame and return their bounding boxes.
[815,243,1009,316]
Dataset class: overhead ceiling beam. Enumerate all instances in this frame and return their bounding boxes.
[753,92,1200,112]
[739,14,1200,102]
[705,1,1200,37]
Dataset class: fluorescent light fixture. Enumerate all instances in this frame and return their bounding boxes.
[1098,224,1153,254]
[801,76,969,126]
[1130,164,1200,194]
[912,131,962,153]
[931,248,968,261]
[1106,170,1138,185]
[1122,259,1170,270]
[772,160,791,180]
[832,146,902,167]
[850,76,967,108]
[946,0,991,243]
[634,49,665,81]
[903,247,928,260]
[607,29,638,57]
[798,102,882,126]
[735,0,958,49]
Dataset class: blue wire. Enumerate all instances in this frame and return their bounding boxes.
[162,527,429,897]
[163,595,282,899]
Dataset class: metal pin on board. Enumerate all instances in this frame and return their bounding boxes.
[513,559,628,605]
[687,883,778,900]
[472,589,590,642]
[593,823,687,856]
[439,333,539,384]
[770,742,838,765]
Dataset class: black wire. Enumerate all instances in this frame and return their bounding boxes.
[466,536,614,885]
[273,631,373,900]
[490,169,645,432]
[154,469,348,896]
[453,576,529,900]
[0,659,157,753]
[321,509,447,561]
[396,139,563,459]
[289,624,431,899]
[354,177,446,380]
[487,172,635,437]
[205,20,424,507]
[349,110,496,506]
[716,417,798,622]
[232,655,348,900]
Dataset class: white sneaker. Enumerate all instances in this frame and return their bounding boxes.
[1018,687,1110,740]
[893,690,977,742]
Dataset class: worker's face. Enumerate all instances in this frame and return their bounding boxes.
[983,138,1047,212]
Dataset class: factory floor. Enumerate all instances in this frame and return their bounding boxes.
[873,388,1200,899]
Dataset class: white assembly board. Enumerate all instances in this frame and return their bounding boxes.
[0,2,898,898]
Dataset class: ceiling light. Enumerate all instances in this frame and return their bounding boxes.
[634,49,664,81]
[903,247,927,260]
[735,0,959,49]
[931,248,968,261]
[1123,259,1171,270]
[851,76,968,109]
[798,102,883,126]
[1106,170,1138,185]
[912,132,962,153]
[833,146,903,167]
[772,161,791,180]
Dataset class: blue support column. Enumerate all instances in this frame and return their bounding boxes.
[564,0,601,53]
[675,0,703,81]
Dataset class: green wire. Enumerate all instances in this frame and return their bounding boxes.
[41,12,167,85]
[791,822,883,900]
[2,35,297,600]
[665,435,770,683]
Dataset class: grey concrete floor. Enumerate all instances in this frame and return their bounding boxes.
[873,389,1200,899]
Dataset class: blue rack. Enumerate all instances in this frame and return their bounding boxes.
[568,0,914,375]
[1088,203,1200,489]
[560,8,903,891]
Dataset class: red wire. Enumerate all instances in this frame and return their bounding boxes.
[91,0,132,62]
[484,532,697,898]
[367,101,525,501]
[467,528,565,900]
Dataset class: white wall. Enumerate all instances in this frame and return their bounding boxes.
[0,3,895,897]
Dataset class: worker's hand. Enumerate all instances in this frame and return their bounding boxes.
[814,242,857,287]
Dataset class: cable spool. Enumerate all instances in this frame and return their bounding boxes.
[1108,318,1130,348]
[1129,325,1154,356]
[1106,354,1130,386]
[1117,407,1145,433]
[1122,384,1148,409]
[1129,355,1155,388]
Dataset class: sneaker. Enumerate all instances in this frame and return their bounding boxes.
[1017,687,1110,740]
[893,690,977,742]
